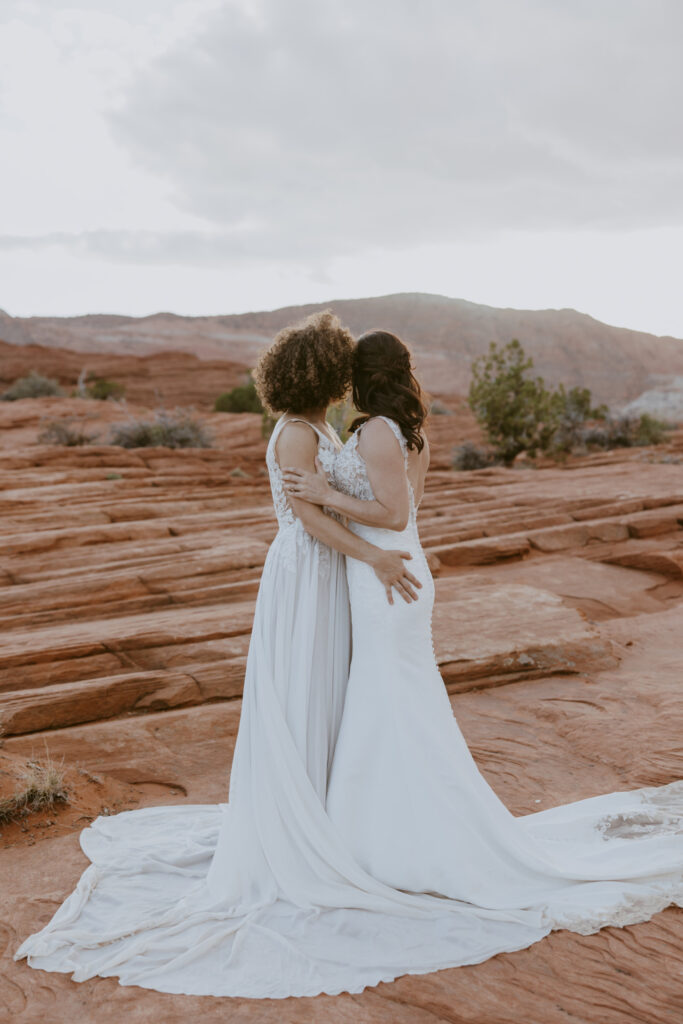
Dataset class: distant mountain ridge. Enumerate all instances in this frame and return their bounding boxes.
[2,293,683,406]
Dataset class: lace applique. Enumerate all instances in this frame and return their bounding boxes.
[332,416,410,503]
[265,420,341,578]
[596,779,683,840]
[542,780,683,934]
[545,883,683,935]
[332,432,375,501]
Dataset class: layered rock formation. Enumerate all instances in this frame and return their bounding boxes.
[1,388,682,1023]
[4,292,683,405]
[0,339,246,410]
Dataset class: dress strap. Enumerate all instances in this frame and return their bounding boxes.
[275,417,333,446]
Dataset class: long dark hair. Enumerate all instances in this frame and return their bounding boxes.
[350,330,429,451]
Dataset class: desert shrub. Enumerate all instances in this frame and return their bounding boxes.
[214,372,276,438]
[110,408,213,449]
[85,375,126,401]
[581,413,673,450]
[468,340,557,464]
[452,442,497,471]
[1,370,64,401]
[214,373,263,413]
[429,399,451,415]
[633,413,672,445]
[546,384,609,454]
[0,752,69,825]
[38,418,99,446]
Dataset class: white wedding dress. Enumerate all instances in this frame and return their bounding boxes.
[13,415,683,999]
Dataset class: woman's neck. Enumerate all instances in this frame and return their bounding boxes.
[287,407,328,426]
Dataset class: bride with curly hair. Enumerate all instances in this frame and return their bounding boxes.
[13,309,429,998]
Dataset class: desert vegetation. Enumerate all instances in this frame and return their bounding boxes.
[81,373,126,401]
[1,370,64,401]
[34,409,213,449]
[37,417,99,446]
[0,752,69,826]
[214,372,277,438]
[214,373,263,414]
[464,340,674,468]
[451,441,497,471]
[110,408,213,449]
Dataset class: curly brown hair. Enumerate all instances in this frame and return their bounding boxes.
[253,309,355,415]
[350,330,430,451]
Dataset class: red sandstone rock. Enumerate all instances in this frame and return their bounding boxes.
[2,370,683,1021]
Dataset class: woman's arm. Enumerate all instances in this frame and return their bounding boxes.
[282,418,410,530]
[275,422,421,604]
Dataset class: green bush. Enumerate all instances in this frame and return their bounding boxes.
[38,418,99,446]
[110,409,213,449]
[214,371,277,438]
[214,375,263,413]
[633,412,672,446]
[1,370,64,401]
[85,375,126,401]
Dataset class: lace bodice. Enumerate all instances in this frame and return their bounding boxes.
[265,415,342,575]
[266,416,340,528]
[332,415,417,515]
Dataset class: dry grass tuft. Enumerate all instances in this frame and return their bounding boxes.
[0,746,69,825]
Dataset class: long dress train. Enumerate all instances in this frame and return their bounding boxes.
[326,416,683,932]
[12,416,683,999]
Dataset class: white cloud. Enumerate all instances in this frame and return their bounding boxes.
[105,0,683,261]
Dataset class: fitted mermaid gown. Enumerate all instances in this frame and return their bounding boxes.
[13,414,683,999]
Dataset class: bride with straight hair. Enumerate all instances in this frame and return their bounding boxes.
[14,315,683,999]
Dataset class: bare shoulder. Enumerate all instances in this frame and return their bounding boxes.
[358,416,404,458]
[274,420,318,465]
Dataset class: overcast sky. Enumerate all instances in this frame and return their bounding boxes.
[1,0,682,335]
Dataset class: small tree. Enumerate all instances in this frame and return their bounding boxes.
[468,340,555,464]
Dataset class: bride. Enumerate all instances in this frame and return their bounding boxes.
[13,316,683,1000]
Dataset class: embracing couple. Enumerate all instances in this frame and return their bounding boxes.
[14,311,683,1000]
